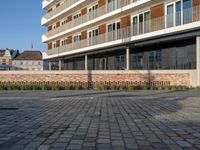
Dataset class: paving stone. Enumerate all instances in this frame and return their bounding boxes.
[0,91,199,149]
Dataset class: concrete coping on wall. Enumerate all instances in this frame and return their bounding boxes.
[0,70,196,75]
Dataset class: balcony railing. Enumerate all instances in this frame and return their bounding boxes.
[44,0,80,20]
[44,0,141,38]
[46,5,200,57]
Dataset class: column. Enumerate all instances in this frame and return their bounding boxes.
[197,36,200,86]
[49,61,51,71]
[85,55,88,71]
[126,47,130,70]
[59,59,62,71]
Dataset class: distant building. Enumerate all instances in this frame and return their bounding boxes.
[12,51,43,71]
[0,49,19,70]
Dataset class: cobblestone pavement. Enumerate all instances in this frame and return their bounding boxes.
[0,90,200,150]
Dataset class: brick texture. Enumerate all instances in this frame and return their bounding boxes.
[0,72,191,87]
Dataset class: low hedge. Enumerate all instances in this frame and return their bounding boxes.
[0,84,83,91]
[0,83,191,91]
[95,84,190,91]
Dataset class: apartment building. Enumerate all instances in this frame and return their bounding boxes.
[42,0,200,86]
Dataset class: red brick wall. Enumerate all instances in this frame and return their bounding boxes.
[0,71,191,86]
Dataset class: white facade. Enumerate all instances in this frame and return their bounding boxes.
[12,60,43,71]
[42,0,200,60]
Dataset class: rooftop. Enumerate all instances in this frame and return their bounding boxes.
[14,51,42,61]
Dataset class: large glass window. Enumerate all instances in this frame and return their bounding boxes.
[88,29,99,46]
[130,39,196,70]
[131,52,144,69]
[166,0,192,27]
[176,1,182,26]
[107,0,120,12]
[132,11,150,35]
[89,4,99,20]
[167,4,174,28]
[107,22,120,41]
[183,0,192,24]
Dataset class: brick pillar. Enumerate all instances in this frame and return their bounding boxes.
[59,59,62,71]
[85,55,88,71]
[126,47,130,70]
[197,36,200,86]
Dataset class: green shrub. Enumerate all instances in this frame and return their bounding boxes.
[95,84,109,90]
[110,84,120,90]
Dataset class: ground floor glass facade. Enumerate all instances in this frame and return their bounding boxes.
[49,38,196,71]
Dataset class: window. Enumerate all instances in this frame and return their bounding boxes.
[88,4,99,20]
[115,55,125,70]
[107,0,120,12]
[73,34,82,49]
[176,1,182,26]
[166,0,192,28]
[73,13,81,20]
[107,22,120,41]
[131,52,144,69]
[88,28,99,46]
[147,50,162,70]
[167,4,174,28]
[61,39,68,46]
[73,35,81,42]
[132,11,150,35]
[61,20,67,26]
[183,0,192,24]
[53,42,56,48]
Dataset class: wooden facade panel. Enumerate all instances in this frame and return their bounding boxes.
[67,15,72,22]
[56,3,60,7]
[81,7,87,16]
[56,21,60,28]
[81,31,87,40]
[120,15,131,28]
[67,36,72,44]
[48,8,52,13]
[48,25,52,31]
[193,0,200,21]
[150,4,164,31]
[99,24,106,34]
[48,43,52,50]
[56,40,60,47]
[98,0,106,7]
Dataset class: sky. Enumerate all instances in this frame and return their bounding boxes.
[0,0,46,52]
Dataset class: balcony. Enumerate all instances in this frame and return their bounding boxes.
[42,0,84,25]
[43,0,141,40]
[44,5,200,58]
[43,0,54,9]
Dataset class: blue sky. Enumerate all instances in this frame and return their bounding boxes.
[0,0,46,52]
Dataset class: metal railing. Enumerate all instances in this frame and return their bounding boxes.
[46,5,200,56]
[44,0,141,37]
[44,0,80,20]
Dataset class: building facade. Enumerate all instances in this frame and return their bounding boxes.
[42,0,200,86]
[12,51,43,71]
[0,49,19,70]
